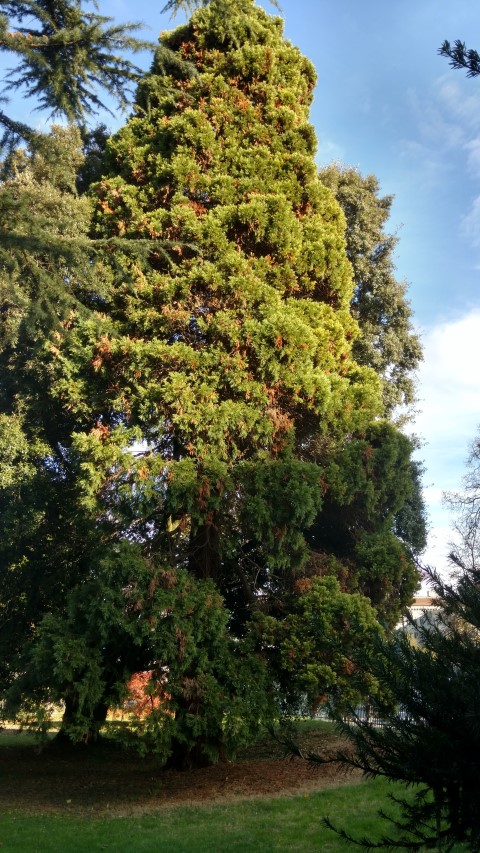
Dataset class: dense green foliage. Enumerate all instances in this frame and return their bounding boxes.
[320,570,480,849]
[0,0,424,765]
[0,124,95,690]
[257,575,384,714]
[314,438,480,849]
[319,165,422,415]
[303,421,425,627]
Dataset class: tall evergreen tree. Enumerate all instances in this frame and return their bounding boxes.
[82,0,381,549]
[0,0,424,764]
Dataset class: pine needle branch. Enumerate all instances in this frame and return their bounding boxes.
[439,40,480,78]
[0,0,155,150]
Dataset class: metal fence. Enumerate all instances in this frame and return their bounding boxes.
[341,705,413,728]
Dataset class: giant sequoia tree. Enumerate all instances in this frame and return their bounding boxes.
[0,0,424,765]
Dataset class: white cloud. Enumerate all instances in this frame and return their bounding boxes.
[464,138,480,178]
[420,308,480,398]
[422,524,455,568]
[399,140,449,189]
[419,522,459,592]
[413,308,480,581]
[401,78,480,192]
[407,84,467,151]
[461,195,480,247]
[316,137,345,166]
[422,485,444,507]
[435,78,480,134]
[419,81,480,248]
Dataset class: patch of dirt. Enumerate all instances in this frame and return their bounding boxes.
[0,727,361,816]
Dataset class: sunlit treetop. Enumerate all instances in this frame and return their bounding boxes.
[75,0,383,475]
[161,0,281,17]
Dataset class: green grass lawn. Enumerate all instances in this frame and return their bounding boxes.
[0,777,411,852]
[2,722,464,852]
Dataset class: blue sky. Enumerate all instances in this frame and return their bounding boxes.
[10,0,480,578]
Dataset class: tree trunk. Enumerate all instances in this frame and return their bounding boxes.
[53,693,109,747]
[166,731,227,770]
[188,516,221,581]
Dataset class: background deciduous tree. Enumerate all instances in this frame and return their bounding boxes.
[319,165,422,416]
[303,421,425,628]
[445,432,480,573]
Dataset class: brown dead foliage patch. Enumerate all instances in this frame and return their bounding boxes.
[0,726,361,817]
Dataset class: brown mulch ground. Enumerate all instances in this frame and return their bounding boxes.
[0,727,361,816]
